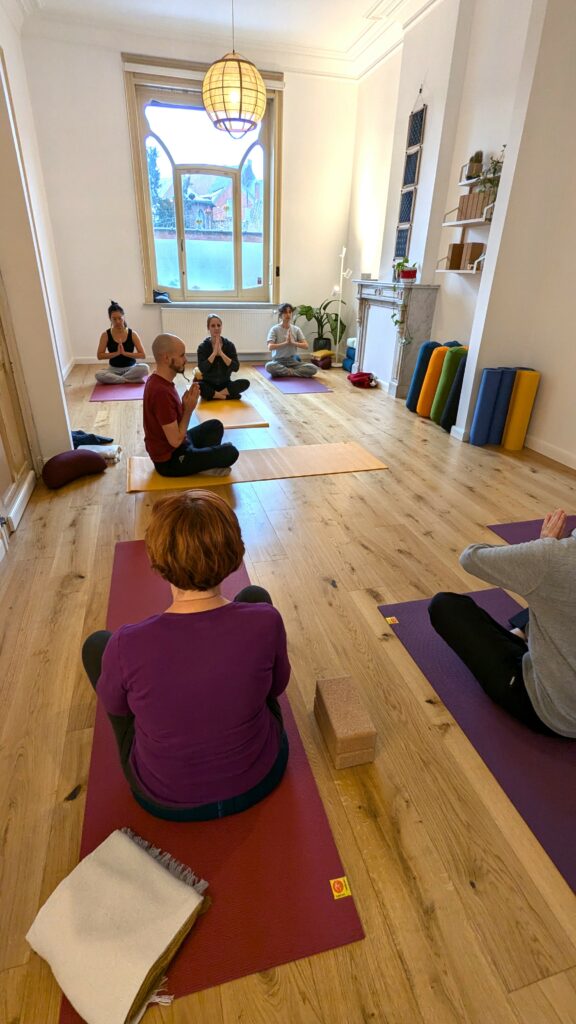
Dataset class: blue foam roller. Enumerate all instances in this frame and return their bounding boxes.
[469,368,503,446]
[440,354,467,432]
[445,340,462,348]
[345,345,356,360]
[342,357,354,372]
[487,368,517,445]
[405,341,440,412]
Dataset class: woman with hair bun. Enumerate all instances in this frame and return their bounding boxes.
[95,300,149,384]
[82,490,290,820]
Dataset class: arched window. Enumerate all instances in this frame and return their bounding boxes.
[127,71,281,303]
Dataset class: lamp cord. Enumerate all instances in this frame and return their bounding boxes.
[231,0,235,52]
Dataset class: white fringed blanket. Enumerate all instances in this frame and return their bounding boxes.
[26,828,208,1024]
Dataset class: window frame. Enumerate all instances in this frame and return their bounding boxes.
[124,62,282,304]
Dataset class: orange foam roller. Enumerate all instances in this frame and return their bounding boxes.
[502,369,541,451]
[416,346,449,417]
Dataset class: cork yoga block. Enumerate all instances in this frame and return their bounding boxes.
[314,677,377,770]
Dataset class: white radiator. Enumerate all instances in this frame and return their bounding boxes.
[159,307,276,358]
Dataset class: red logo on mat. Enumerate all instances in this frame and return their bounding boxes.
[330,876,351,899]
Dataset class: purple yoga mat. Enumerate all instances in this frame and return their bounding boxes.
[378,588,576,891]
[254,366,332,393]
[488,516,576,544]
[90,381,146,402]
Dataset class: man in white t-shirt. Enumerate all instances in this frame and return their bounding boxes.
[265,303,318,378]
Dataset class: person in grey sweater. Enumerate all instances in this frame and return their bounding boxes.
[265,303,318,378]
[428,508,576,737]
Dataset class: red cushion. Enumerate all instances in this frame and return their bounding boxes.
[42,449,107,489]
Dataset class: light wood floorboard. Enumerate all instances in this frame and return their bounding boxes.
[1,363,576,1022]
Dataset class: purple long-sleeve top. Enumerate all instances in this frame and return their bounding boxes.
[97,602,291,806]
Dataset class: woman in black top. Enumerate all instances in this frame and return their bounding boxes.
[196,314,250,400]
[95,300,149,384]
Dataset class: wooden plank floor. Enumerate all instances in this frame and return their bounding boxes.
[2,363,576,1023]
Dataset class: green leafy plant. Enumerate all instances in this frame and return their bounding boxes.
[295,299,346,346]
[392,257,417,282]
[477,145,505,193]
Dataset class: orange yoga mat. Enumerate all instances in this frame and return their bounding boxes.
[502,369,541,451]
[416,346,449,418]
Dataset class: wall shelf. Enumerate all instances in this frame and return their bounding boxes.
[442,215,492,227]
[435,268,482,275]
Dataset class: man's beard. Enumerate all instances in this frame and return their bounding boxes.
[171,359,190,381]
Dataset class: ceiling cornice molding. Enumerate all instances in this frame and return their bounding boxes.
[22,0,434,80]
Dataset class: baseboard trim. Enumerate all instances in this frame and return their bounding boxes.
[524,433,576,471]
[7,469,36,530]
[450,425,469,442]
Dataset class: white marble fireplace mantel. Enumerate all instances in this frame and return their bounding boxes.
[354,280,439,399]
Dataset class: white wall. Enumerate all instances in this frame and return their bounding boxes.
[22,24,357,360]
[454,0,576,468]
[0,4,71,461]
[379,0,472,282]
[431,0,532,343]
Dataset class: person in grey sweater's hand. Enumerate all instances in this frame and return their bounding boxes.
[428,509,576,737]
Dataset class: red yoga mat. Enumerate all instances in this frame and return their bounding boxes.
[60,542,363,1021]
[90,381,146,402]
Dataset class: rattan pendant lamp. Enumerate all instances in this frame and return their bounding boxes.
[202,0,267,139]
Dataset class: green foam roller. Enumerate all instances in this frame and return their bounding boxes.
[430,346,467,424]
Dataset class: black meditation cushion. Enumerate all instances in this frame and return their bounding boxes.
[42,449,107,490]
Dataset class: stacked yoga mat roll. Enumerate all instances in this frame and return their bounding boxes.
[470,367,541,450]
[406,340,468,432]
[406,343,541,451]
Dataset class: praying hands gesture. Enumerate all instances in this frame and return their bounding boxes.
[540,508,568,540]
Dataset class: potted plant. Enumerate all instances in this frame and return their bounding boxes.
[475,145,505,220]
[466,150,483,179]
[295,299,346,350]
[392,257,418,284]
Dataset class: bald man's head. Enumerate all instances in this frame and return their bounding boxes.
[152,333,184,361]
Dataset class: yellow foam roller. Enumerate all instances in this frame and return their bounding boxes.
[502,369,541,451]
[416,346,448,417]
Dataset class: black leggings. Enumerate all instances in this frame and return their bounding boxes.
[82,585,289,819]
[428,592,555,734]
[199,379,250,400]
[154,419,239,477]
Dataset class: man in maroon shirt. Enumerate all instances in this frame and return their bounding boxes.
[144,334,239,476]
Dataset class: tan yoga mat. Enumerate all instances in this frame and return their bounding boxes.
[127,442,387,493]
[193,398,269,429]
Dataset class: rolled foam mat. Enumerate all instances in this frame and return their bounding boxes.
[469,368,503,446]
[405,341,439,412]
[502,369,541,451]
[377,588,576,892]
[416,346,449,418]
[486,368,517,445]
[60,541,364,1021]
[439,354,467,432]
[430,346,467,424]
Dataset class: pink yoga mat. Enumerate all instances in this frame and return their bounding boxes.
[254,365,332,393]
[90,381,146,401]
[378,588,576,891]
[488,516,576,545]
[60,542,363,1021]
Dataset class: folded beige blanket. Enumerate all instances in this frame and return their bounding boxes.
[26,828,208,1024]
